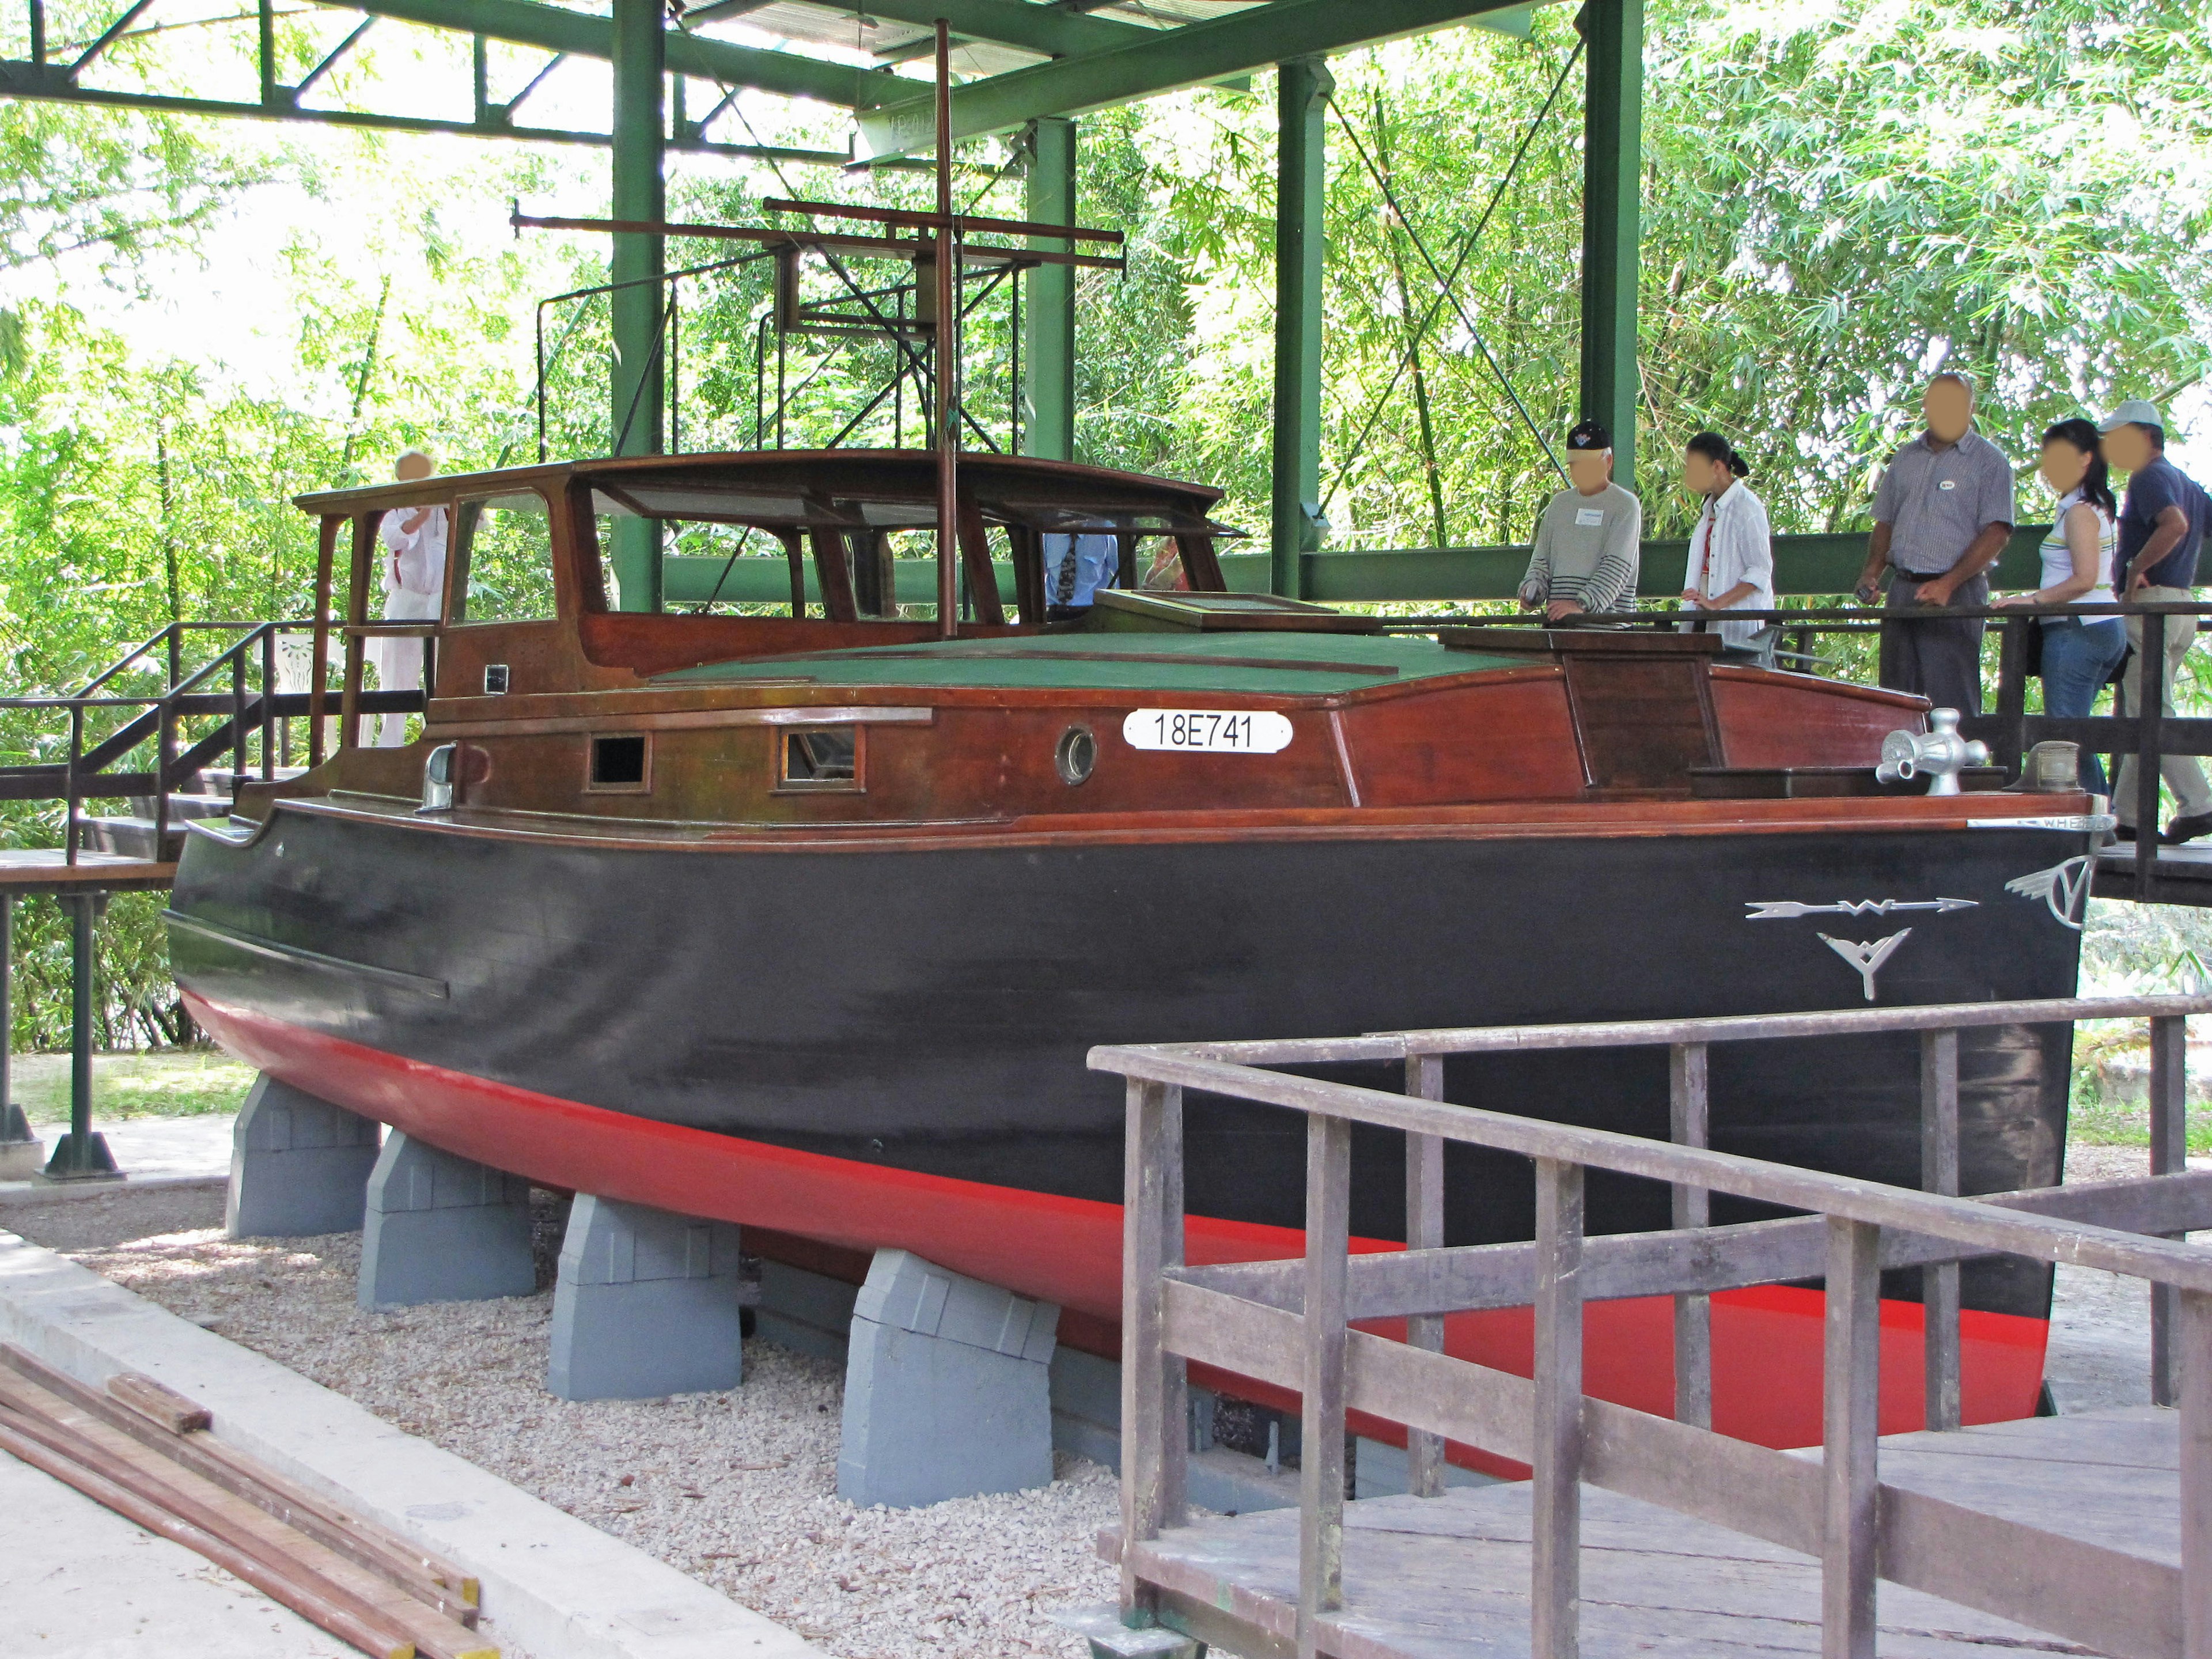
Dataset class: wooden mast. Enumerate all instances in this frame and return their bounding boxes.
[932,18,959,640]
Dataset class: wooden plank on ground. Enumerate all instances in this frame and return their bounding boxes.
[1,1344,476,1618]
[0,1371,492,1659]
[106,1370,214,1433]
[0,1411,416,1659]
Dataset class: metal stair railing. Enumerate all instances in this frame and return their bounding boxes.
[0,619,426,863]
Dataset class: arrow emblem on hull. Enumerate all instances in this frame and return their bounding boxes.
[1746,898,1978,921]
[1820,930,1912,1001]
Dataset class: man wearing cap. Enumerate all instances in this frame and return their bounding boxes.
[1853,373,2016,714]
[2102,399,2212,843]
[1518,421,1642,623]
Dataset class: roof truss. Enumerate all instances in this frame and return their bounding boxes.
[0,0,1535,161]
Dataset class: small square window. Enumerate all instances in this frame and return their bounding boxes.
[778,726,863,792]
[586,732,650,793]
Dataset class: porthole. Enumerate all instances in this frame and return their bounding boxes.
[586,732,650,794]
[1055,724,1097,787]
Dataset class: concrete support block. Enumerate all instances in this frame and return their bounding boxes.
[547,1196,744,1400]
[225,1075,381,1240]
[358,1131,533,1310]
[836,1249,1058,1509]
[0,1104,43,1181]
[754,1259,859,1364]
[1353,1434,1501,1500]
[1049,1348,1300,1515]
[1048,1606,1203,1657]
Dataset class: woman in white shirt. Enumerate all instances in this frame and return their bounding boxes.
[1993,418,2126,794]
[1677,431,1775,657]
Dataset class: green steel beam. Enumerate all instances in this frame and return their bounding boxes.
[832,0,1149,58]
[608,0,663,612]
[335,0,870,106]
[1272,58,1330,599]
[0,69,876,158]
[1578,0,1641,486]
[664,529,2052,608]
[1021,117,1077,462]
[857,0,1537,158]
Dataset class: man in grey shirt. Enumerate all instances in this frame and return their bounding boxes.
[1852,372,2016,713]
[1518,421,1642,620]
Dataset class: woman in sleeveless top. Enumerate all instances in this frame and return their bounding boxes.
[1994,418,2125,793]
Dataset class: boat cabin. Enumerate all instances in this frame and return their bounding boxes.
[278,448,1933,825]
[296,450,1241,709]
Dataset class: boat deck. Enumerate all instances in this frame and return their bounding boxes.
[1109,1407,2175,1658]
[0,850,176,895]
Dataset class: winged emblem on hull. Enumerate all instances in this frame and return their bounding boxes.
[2004,857,2094,930]
[1819,930,1912,1001]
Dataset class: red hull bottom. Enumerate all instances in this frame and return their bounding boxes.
[188,991,2049,1467]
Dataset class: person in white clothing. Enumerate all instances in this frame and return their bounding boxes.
[1677,431,1775,659]
[373,448,446,747]
[1992,418,2127,796]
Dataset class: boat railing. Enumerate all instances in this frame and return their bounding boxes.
[1431,597,2212,905]
[1091,990,2212,1659]
[0,618,425,863]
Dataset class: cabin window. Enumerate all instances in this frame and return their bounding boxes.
[452,492,557,623]
[777,726,863,792]
[588,497,940,623]
[586,733,650,793]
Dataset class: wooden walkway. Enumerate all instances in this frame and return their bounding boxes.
[0,850,176,895]
[2095,840,2212,906]
[1110,1407,2171,1657]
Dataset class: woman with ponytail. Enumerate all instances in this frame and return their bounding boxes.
[1679,431,1775,657]
[1993,418,2126,794]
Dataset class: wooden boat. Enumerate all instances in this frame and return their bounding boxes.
[167,449,2101,1461]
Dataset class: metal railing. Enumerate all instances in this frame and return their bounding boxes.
[1429,597,2212,905]
[0,619,424,863]
[1093,992,2212,1659]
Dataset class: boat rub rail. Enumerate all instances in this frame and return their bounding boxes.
[194,789,2102,857]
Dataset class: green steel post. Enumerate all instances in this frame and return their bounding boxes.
[69,897,89,1149]
[1578,0,1641,490]
[1271,58,1331,599]
[1021,117,1077,463]
[43,895,115,1179]
[609,0,664,612]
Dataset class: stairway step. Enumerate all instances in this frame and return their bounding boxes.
[78,817,164,859]
[123,794,236,821]
[196,767,308,791]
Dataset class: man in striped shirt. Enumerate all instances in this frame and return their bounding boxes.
[1518,422,1643,622]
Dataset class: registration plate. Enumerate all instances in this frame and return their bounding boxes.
[1122,709,1293,754]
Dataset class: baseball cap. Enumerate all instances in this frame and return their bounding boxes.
[2099,399,2165,434]
[1565,420,1611,452]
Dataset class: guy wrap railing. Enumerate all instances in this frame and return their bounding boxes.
[0,619,424,862]
[1094,993,2212,1659]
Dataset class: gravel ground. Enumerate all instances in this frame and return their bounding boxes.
[0,1185,1113,1659]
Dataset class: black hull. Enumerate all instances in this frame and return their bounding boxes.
[170,808,2088,1320]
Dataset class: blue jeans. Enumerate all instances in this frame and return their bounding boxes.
[2039,618,2127,794]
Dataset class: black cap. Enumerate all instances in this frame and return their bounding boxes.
[1566,420,1611,452]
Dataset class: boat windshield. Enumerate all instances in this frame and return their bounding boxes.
[452,491,556,623]
[585,486,1212,623]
